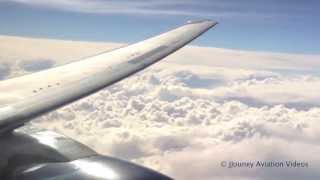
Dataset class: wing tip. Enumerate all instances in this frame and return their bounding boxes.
[186,19,218,26]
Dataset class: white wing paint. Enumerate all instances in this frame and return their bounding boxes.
[0,20,217,134]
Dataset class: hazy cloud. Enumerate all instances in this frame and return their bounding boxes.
[19,58,55,72]
[0,63,10,79]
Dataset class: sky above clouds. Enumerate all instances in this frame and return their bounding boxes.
[1,35,320,180]
[0,0,319,53]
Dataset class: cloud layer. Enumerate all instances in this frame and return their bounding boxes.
[30,68,320,179]
[1,35,320,180]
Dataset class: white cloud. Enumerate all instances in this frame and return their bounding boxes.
[160,137,320,180]
[166,46,320,71]
[1,35,320,180]
[2,0,218,16]
[1,0,284,18]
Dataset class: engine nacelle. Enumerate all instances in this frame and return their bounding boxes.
[0,131,172,180]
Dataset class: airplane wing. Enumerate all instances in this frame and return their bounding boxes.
[0,20,217,134]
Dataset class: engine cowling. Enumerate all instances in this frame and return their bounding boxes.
[8,155,172,180]
[0,130,172,180]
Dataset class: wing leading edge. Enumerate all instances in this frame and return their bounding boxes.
[0,20,218,134]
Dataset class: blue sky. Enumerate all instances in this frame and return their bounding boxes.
[0,0,319,54]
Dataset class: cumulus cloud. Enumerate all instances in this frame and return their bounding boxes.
[29,67,320,179]
[1,35,320,180]
[30,90,320,180]
[161,137,320,180]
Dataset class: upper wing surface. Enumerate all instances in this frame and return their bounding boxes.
[0,20,217,133]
